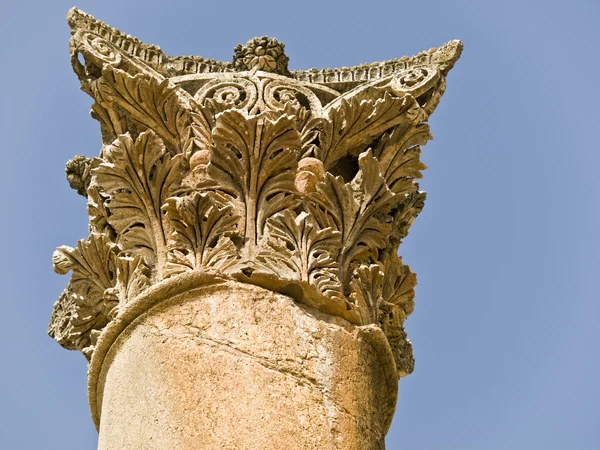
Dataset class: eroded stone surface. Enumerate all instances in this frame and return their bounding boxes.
[48,7,461,447]
[96,281,394,450]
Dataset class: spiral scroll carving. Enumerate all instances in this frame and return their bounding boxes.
[390,67,439,97]
[263,79,323,114]
[195,78,258,113]
[83,34,122,65]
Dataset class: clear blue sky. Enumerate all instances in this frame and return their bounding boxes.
[1,1,598,448]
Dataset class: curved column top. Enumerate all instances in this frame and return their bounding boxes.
[49,7,462,380]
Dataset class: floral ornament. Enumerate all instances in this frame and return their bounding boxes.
[48,289,112,357]
[65,155,93,197]
[57,7,463,370]
[233,36,290,75]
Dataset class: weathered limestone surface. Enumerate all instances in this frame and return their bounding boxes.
[96,278,396,449]
[49,7,461,449]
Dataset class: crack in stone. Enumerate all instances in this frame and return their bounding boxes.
[146,323,384,439]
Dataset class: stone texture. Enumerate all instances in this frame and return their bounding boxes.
[95,280,396,450]
[48,7,461,448]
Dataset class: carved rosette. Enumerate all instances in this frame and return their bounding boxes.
[50,8,462,377]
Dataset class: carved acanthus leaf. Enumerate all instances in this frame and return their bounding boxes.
[381,252,416,321]
[379,252,417,377]
[92,131,183,276]
[374,120,431,196]
[202,109,301,255]
[348,251,416,376]
[86,184,112,234]
[388,191,427,245]
[163,192,240,277]
[318,91,420,170]
[349,263,385,324]
[90,102,124,146]
[114,254,152,305]
[279,103,321,158]
[388,325,415,378]
[95,66,212,154]
[52,232,117,300]
[51,233,119,354]
[309,150,405,288]
[48,289,109,356]
[260,210,342,297]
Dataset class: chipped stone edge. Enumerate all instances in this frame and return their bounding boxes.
[67,7,462,86]
[87,271,226,429]
[357,324,399,435]
[87,272,399,432]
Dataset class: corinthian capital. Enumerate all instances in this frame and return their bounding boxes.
[50,7,461,381]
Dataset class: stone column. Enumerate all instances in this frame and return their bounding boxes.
[49,8,461,449]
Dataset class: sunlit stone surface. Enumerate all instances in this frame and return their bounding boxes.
[49,8,461,449]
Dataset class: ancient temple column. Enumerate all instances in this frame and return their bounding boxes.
[49,8,461,449]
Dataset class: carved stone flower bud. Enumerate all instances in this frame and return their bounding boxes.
[184,149,213,189]
[65,155,93,197]
[189,149,211,170]
[48,290,84,350]
[52,247,74,275]
[233,36,290,76]
[295,157,325,194]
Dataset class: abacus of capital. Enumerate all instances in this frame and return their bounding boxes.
[49,8,462,449]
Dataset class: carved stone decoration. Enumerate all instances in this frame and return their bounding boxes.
[233,36,290,75]
[52,7,461,370]
[51,8,461,446]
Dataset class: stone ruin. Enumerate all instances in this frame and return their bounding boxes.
[49,8,461,449]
